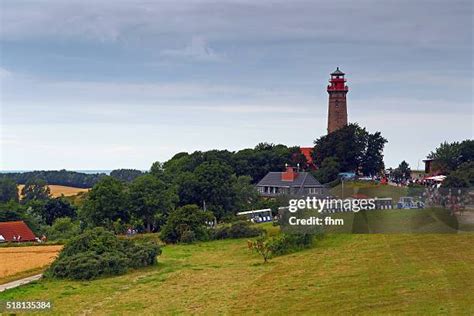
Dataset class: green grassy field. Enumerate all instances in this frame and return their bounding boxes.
[331,181,408,201]
[318,208,462,234]
[1,232,473,315]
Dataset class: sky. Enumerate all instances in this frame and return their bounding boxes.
[0,0,472,171]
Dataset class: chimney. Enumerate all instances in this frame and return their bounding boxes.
[281,165,297,181]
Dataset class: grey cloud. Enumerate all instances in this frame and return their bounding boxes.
[1,0,471,49]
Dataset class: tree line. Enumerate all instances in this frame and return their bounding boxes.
[0,124,392,239]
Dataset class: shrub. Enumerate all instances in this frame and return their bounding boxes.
[268,234,313,256]
[248,236,272,263]
[249,233,315,263]
[47,227,161,280]
[46,217,81,242]
[160,205,213,243]
[179,230,196,243]
[212,221,263,240]
[49,251,129,280]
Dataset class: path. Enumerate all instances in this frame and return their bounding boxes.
[0,274,42,292]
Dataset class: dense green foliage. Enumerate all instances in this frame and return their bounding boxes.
[428,140,473,174]
[0,170,105,188]
[249,233,314,263]
[212,221,263,240]
[160,144,303,184]
[160,205,214,243]
[79,177,130,228]
[45,217,81,241]
[0,178,19,203]
[129,174,177,232]
[314,157,341,183]
[425,140,473,188]
[42,197,77,225]
[47,228,161,280]
[267,233,314,256]
[313,123,387,175]
[0,201,43,234]
[21,178,51,203]
[391,160,411,182]
[110,169,144,182]
[442,161,474,188]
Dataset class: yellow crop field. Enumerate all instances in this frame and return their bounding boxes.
[0,245,62,283]
[18,185,89,198]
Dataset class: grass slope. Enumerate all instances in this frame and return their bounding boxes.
[331,181,408,201]
[1,234,473,315]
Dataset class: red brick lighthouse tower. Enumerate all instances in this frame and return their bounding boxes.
[327,67,349,134]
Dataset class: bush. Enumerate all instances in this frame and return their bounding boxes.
[46,217,81,242]
[179,230,196,243]
[49,251,129,280]
[47,227,161,280]
[212,221,263,240]
[249,233,316,263]
[160,205,213,243]
[268,234,313,256]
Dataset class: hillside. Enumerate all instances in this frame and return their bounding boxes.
[1,233,473,314]
[331,181,408,201]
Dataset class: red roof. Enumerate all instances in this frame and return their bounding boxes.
[0,221,36,242]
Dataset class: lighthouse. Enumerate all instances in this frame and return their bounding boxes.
[327,67,349,134]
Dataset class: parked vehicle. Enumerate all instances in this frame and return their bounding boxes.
[397,197,425,209]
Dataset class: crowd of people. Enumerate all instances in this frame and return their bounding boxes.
[424,186,471,215]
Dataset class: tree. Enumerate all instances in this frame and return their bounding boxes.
[0,170,104,188]
[441,174,469,188]
[193,161,236,219]
[248,236,272,263]
[441,161,474,188]
[231,175,259,212]
[150,161,165,179]
[129,174,177,232]
[429,140,474,174]
[21,178,51,203]
[174,162,236,219]
[233,143,294,183]
[175,172,201,207]
[47,227,161,280]
[0,201,24,222]
[42,197,77,225]
[312,123,386,175]
[110,169,144,182]
[46,217,81,241]
[0,178,19,203]
[160,205,214,243]
[361,132,387,176]
[79,177,130,228]
[314,157,341,184]
[391,161,411,182]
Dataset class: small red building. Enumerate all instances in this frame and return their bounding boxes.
[0,221,37,242]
